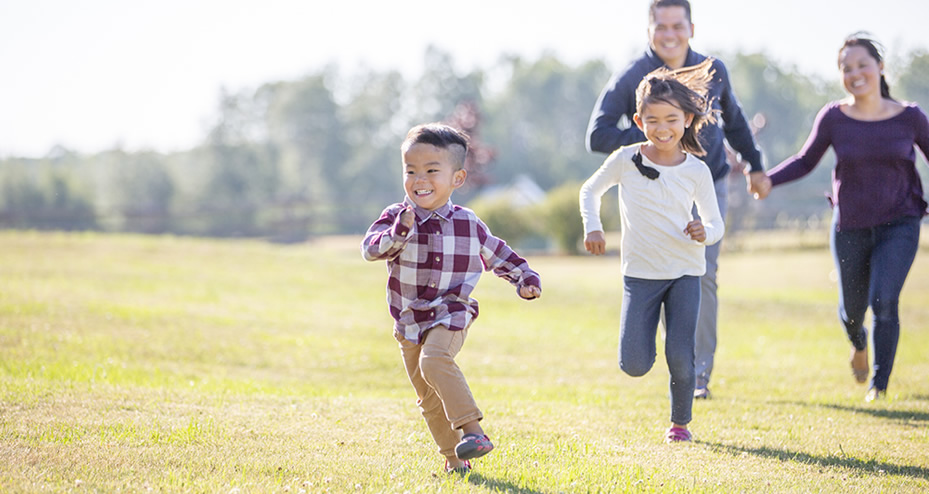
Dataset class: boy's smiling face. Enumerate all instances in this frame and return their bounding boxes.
[402,142,467,211]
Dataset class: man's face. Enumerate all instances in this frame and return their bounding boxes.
[648,6,693,69]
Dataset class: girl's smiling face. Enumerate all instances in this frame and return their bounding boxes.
[634,100,694,158]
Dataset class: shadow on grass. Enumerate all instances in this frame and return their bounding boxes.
[771,399,929,423]
[465,473,546,494]
[818,403,929,423]
[699,441,929,480]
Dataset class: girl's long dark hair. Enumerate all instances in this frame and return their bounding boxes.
[635,58,718,156]
[840,33,892,100]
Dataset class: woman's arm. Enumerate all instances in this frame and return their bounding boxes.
[767,104,836,187]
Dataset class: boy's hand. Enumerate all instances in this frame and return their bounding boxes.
[399,207,415,229]
[519,285,541,300]
[584,231,606,255]
[684,220,706,243]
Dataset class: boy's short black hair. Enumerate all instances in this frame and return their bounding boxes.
[649,0,692,24]
[402,123,469,168]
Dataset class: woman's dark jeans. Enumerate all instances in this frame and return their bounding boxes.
[831,215,921,391]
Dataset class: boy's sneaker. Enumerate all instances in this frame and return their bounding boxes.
[665,426,692,443]
[455,433,494,460]
[445,459,472,474]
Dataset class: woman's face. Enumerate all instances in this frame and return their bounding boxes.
[839,45,883,98]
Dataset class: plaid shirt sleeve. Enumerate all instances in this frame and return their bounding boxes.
[475,216,541,293]
[361,203,413,262]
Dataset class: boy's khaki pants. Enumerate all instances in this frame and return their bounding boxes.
[396,325,483,458]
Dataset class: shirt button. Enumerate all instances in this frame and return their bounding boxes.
[435,256,441,262]
[430,282,436,288]
[430,311,435,317]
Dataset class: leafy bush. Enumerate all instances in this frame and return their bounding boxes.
[541,182,584,255]
[467,196,538,248]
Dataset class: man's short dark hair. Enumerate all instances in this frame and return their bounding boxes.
[649,0,692,24]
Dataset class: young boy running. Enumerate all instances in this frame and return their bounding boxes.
[362,123,542,473]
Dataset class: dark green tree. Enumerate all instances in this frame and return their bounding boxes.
[894,49,929,193]
[263,70,347,235]
[0,168,96,231]
[725,52,842,228]
[198,88,279,236]
[0,168,46,228]
[896,49,929,110]
[111,151,176,233]
[333,68,408,232]
[482,54,609,190]
[410,46,484,125]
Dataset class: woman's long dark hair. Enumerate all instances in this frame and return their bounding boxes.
[635,58,718,156]
[840,33,892,100]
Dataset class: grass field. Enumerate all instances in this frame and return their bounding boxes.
[1,230,927,493]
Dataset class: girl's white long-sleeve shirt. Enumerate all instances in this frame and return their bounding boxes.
[579,143,724,280]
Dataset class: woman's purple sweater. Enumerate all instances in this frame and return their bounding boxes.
[767,102,929,230]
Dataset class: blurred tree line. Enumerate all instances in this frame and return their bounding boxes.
[1,47,928,249]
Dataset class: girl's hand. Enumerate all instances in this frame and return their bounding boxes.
[584,231,607,255]
[519,285,541,300]
[684,220,706,242]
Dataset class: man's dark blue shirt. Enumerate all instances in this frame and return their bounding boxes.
[586,47,763,182]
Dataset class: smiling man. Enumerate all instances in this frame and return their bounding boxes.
[585,0,765,400]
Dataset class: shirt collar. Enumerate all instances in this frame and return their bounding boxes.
[645,46,697,70]
[402,197,455,224]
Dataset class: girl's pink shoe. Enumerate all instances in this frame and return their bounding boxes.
[665,426,692,443]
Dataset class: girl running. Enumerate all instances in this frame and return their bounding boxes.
[579,58,724,443]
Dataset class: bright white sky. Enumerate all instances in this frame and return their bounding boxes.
[2,0,927,157]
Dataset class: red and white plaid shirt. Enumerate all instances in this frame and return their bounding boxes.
[362,199,541,344]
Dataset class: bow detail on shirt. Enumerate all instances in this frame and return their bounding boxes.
[633,151,660,180]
